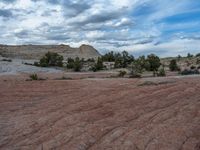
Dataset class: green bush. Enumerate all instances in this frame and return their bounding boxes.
[146,54,161,76]
[169,59,179,71]
[91,57,103,72]
[66,58,75,69]
[196,53,200,57]
[181,69,199,75]
[1,59,12,62]
[190,66,196,70]
[158,67,166,77]
[129,74,141,78]
[196,59,200,64]
[73,57,82,72]
[29,74,38,80]
[118,70,127,77]
[38,52,63,67]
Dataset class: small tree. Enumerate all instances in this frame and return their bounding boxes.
[121,51,134,68]
[67,58,75,69]
[187,53,193,58]
[129,59,144,78]
[92,57,104,72]
[146,54,161,76]
[73,57,82,72]
[169,59,179,71]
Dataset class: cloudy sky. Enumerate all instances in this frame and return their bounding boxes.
[0,0,200,57]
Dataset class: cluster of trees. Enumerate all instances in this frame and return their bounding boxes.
[66,57,83,72]
[34,52,63,67]
[100,51,165,76]
[101,51,134,68]
[130,54,163,77]
[34,51,164,76]
[177,53,200,59]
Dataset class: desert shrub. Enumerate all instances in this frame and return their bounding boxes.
[34,62,40,66]
[196,53,200,57]
[138,81,157,86]
[66,58,75,69]
[23,62,34,66]
[169,59,179,71]
[181,69,200,75]
[177,55,182,60]
[139,80,175,86]
[129,74,141,78]
[196,59,200,64]
[87,58,95,62]
[73,57,82,72]
[54,76,73,80]
[29,74,38,80]
[38,52,63,67]
[1,59,12,62]
[190,66,196,70]
[118,70,127,77]
[158,67,166,77]
[187,53,193,58]
[91,57,103,72]
[129,60,145,78]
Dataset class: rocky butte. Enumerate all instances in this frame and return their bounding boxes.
[0,44,101,60]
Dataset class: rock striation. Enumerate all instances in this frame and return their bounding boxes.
[0,44,101,60]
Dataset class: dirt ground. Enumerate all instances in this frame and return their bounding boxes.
[0,75,200,150]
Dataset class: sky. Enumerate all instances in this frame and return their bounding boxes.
[0,0,200,57]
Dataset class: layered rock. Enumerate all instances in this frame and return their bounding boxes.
[0,44,101,60]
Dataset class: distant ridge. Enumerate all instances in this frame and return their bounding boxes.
[0,44,101,60]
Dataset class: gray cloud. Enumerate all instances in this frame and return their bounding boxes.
[0,0,16,3]
[0,9,13,18]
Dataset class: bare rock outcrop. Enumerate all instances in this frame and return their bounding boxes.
[0,44,101,60]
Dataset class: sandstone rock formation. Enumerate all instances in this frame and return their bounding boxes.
[0,44,101,60]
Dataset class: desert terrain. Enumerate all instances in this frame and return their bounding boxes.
[0,75,200,150]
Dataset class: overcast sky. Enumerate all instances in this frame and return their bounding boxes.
[0,0,200,57]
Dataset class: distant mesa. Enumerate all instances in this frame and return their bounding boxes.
[0,44,101,60]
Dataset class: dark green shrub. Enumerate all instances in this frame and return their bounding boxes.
[118,70,127,77]
[73,57,82,72]
[34,62,40,66]
[187,53,193,58]
[2,59,12,62]
[181,69,199,75]
[129,74,141,78]
[190,66,196,70]
[38,52,63,67]
[29,74,38,80]
[91,57,103,72]
[196,59,200,64]
[87,58,95,62]
[66,58,75,69]
[158,67,166,77]
[196,53,200,57]
[169,59,179,71]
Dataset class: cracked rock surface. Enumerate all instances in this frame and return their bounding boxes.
[0,77,200,150]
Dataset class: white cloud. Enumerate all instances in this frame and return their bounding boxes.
[0,0,199,57]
